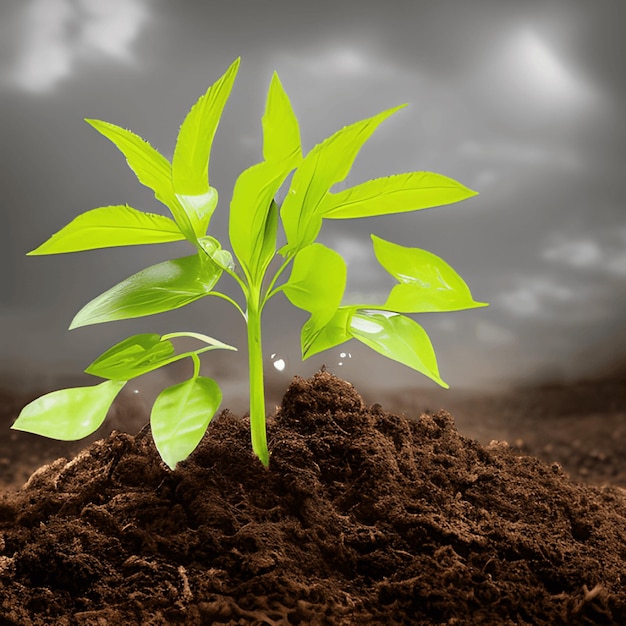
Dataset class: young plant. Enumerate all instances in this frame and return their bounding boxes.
[13,58,487,469]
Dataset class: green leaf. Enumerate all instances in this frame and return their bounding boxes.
[280,104,405,254]
[229,161,291,279]
[198,235,235,272]
[319,172,478,219]
[263,72,302,163]
[282,243,346,325]
[12,380,126,440]
[86,331,237,381]
[256,199,280,277]
[229,73,301,281]
[85,119,195,241]
[172,58,240,196]
[28,206,185,255]
[85,333,176,380]
[349,310,448,388]
[302,306,354,359]
[151,376,222,470]
[175,187,219,240]
[372,235,488,312]
[70,254,221,329]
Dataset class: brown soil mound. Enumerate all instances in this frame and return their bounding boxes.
[1,371,626,624]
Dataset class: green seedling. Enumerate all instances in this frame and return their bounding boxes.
[13,58,487,469]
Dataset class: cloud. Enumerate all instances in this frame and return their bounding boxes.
[273,43,401,81]
[475,320,516,347]
[542,229,626,277]
[6,0,150,93]
[480,28,601,118]
[497,276,579,318]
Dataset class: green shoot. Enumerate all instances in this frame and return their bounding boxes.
[13,58,487,469]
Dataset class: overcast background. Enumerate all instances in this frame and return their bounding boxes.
[1,0,625,405]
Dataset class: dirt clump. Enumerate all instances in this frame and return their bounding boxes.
[0,370,625,624]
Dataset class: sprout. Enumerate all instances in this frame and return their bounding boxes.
[13,58,486,469]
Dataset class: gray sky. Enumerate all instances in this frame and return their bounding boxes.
[1,0,625,396]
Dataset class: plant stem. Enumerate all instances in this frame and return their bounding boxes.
[246,288,269,467]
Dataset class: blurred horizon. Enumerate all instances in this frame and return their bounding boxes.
[2,0,625,401]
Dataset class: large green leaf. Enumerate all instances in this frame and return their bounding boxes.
[70,254,221,329]
[319,172,478,219]
[349,310,448,388]
[12,380,126,440]
[301,306,354,359]
[282,243,346,325]
[172,58,240,197]
[85,119,195,240]
[151,376,222,470]
[28,206,185,255]
[372,235,488,312]
[280,105,405,254]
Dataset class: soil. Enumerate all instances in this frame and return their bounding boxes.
[0,370,625,625]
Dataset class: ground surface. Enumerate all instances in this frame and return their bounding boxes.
[0,370,624,624]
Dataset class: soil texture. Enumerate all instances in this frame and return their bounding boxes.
[0,371,625,624]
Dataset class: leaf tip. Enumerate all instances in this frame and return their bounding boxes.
[68,317,82,331]
[163,458,178,471]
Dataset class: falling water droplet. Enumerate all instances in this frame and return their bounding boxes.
[270,353,288,373]
[337,351,352,366]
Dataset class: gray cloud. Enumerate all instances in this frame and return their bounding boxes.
[2,0,151,93]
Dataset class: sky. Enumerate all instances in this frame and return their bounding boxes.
[1,0,625,398]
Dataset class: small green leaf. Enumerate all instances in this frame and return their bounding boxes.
[85,119,195,241]
[257,199,279,277]
[175,187,219,239]
[280,104,405,254]
[319,172,478,219]
[28,206,185,255]
[172,58,240,197]
[229,161,292,280]
[198,235,235,271]
[263,72,302,163]
[282,243,346,325]
[87,332,237,381]
[349,310,448,388]
[12,380,126,440]
[372,235,488,312]
[229,72,301,281]
[151,376,222,470]
[302,306,353,359]
[85,333,176,380]
[86,119,170,196]
[70,254,222,329]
